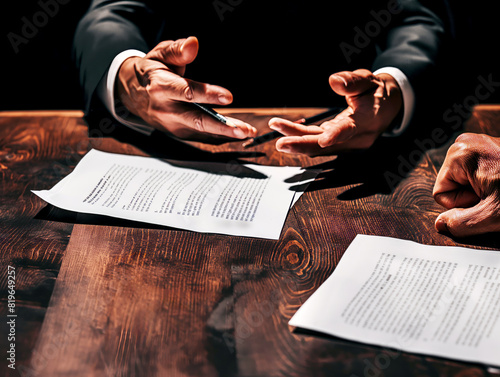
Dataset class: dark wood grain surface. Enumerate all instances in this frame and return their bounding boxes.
[1,108,499,377]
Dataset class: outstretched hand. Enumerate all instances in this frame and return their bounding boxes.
[269,69,403,156]
[116,36,257,141]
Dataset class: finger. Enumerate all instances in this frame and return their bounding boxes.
[225,116,258,138]
[167,108,256,139]
[275,135,324,155]
[435,198,500,237]
[317,113,357,147]
[147,37,199,70]
[329,69,379,97]
[269,118,323,136]
[277,131,376,155]
[433,188,481,210]
[432,146,474,197]
[150,72,233,105]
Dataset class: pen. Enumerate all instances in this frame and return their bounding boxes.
[193,102,237,128]
[242,107,343,148]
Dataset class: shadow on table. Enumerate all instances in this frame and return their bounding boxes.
[446,232,500,250]
[93,117,457,202]
[295,126,459,201]
[95,121,267,163]
[34,204,181,231]
[290,327,492,375]
[33,125,270,228]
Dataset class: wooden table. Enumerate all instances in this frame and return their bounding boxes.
[1,107,499,377]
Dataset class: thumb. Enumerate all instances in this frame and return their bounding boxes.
[329,69,378,97]
[147,36,199,68]
[435,199,500,237]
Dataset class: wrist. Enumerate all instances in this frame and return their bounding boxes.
[374,67,414,137]
[377,73,403,111]
[116,57,143,117]
[375,73,403,133]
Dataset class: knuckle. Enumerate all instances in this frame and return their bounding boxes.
[182,83,194,100]
[155,40,173,52]
[320,120,336,131]
[168,39,183,57]
[450,135,478,155]
[192,112,205,133]
[145,81,161,101]
[148,41,173,61]
[146,80,169,103]
[346,118,357,132]
[454,132,482,145]
[337,117,357,136]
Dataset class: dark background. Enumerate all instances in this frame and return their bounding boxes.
[1,0,91,110]
[1,1,499,112]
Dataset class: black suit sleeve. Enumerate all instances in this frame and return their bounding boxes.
[73,0,163,113]
[372,0,453,128]
[73,0,453,132]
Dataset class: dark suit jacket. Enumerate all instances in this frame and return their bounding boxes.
[73,0,452,127]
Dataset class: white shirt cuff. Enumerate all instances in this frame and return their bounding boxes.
[97,49,155,135]
[374,67,415,137]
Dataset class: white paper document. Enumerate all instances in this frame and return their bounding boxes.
[33,149,318,239]
[289,235,500,367]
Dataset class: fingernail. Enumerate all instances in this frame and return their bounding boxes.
[332,74,348,86]
[218,95,231,105]
[435,217,449,233]
[278,145,291,153]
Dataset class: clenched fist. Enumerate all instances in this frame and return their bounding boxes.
[433,133,500,237]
